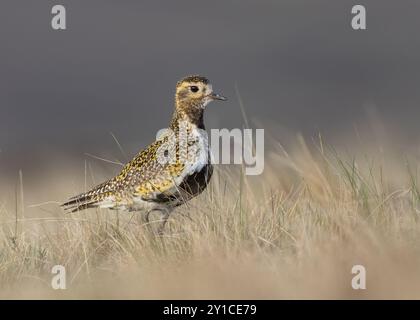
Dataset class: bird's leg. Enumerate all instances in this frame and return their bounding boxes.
[157,208,172,236]
[144,209,152,224]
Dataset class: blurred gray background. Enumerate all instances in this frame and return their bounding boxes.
[1,0,420,181]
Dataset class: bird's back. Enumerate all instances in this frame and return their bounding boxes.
[63,125,211,212]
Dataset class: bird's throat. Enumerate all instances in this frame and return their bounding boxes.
[170,102,205,130]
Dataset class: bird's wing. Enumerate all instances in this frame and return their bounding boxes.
[62,135,186,212]
[120,137,187,201]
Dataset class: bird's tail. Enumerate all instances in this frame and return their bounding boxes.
[61,193,98,213]
[61,181,111,213]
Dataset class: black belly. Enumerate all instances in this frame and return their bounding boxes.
[179,163,213,199]
[153,164,213,206]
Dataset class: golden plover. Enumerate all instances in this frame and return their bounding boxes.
[63,75,227,233]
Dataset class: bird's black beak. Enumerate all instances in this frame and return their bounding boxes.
[209,92,227,101]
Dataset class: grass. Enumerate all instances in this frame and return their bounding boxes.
[1,133,420,299]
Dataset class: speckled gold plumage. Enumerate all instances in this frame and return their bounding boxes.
[62,75,225,217]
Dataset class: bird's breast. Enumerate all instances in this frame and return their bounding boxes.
[178,126,210,178]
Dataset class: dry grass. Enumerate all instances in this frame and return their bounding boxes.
[1,133,420,299]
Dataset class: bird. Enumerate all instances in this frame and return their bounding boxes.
[62,75,227,234]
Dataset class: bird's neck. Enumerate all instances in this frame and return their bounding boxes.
[170,101,205,131]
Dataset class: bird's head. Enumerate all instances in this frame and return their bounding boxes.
[175,75,227,112]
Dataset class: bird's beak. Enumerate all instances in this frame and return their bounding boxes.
[208,92,227,101]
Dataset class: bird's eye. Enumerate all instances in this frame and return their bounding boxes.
[190,86,199,93]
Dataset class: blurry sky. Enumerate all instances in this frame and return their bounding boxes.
[1,0,420,175]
